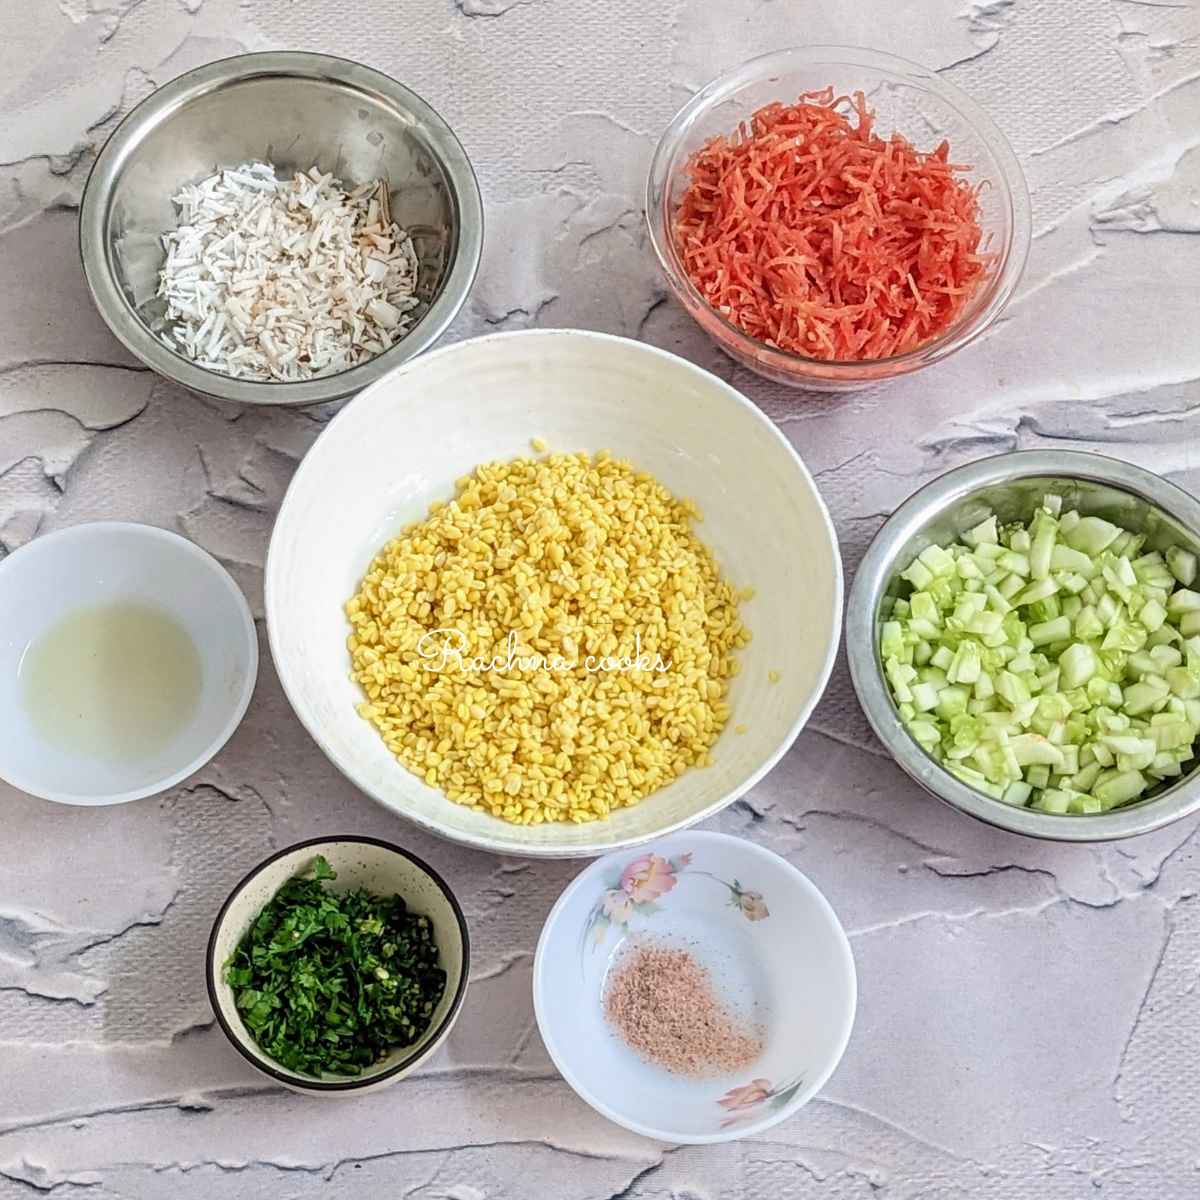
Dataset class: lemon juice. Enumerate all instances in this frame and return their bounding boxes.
[19,601,201,761]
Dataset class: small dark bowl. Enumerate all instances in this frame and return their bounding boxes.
[206,836,470,1094]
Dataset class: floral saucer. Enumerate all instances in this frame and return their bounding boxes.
[533,831,856,1143]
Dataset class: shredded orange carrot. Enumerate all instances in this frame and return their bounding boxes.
[674,88,990,362]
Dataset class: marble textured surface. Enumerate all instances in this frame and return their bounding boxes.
[2,1,1199,1196]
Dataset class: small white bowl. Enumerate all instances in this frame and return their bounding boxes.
[533,831,856,1143]
[206,837,470,1094]
[266,329,843,857]
[0,522,257,805]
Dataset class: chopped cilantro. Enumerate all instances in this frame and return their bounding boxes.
[225,855,446,1076]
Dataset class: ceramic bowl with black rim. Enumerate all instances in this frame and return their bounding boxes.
[206,836,470,1094]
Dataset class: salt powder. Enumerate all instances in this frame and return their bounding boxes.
[603,939,762,1077]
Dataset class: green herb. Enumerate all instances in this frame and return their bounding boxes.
[224,855,446,1076]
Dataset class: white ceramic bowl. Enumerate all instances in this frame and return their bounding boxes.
[206,836,470,1095]
[533,831,856,1143]
[0,522,257,805]
[266,329,843,857]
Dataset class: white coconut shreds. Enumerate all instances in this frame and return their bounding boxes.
[155,161,421,382]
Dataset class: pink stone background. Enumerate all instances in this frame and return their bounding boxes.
[1,1,1198,1195]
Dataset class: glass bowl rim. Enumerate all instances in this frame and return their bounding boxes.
[645,44,1033,376]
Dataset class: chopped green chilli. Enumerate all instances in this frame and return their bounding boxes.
[881,497,1200,815]
[224,856,446,1076]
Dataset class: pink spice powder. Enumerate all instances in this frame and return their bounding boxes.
[602,939,762,1077]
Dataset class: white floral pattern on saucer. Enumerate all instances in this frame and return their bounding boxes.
[534,830,856,1144]
[717,1075,804,1128]
[582,849,770,964]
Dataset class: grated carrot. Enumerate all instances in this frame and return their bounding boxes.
[674,88,990,362]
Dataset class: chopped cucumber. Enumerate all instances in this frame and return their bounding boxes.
[1168,546,1198,586]
[880,497,1200,815]
[1002,781,1034,807]
[963,516,998,547]
[1065,516,1121,556]
[1029,616,1071,646]
[1059,642,1098,689]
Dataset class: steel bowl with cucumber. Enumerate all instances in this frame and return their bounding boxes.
[847,450,1200,841]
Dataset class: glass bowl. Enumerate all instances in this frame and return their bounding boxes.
[646,46,1032,392]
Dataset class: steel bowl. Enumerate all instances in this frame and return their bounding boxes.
[846,450,1200,841]
[79,52,483,406]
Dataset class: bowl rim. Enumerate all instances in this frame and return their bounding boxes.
[531,830,858,1144]
[0,520,258,806]
[78,50,484,407]
[645,44,1033,378]
[846,449,1200,841]
[205,834,472,1092]
[263,327,846,859]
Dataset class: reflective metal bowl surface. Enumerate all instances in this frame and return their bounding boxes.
[846,450,1200,841]
[79,52,483,406]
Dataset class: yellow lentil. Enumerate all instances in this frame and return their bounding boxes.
[344,450,749,824]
